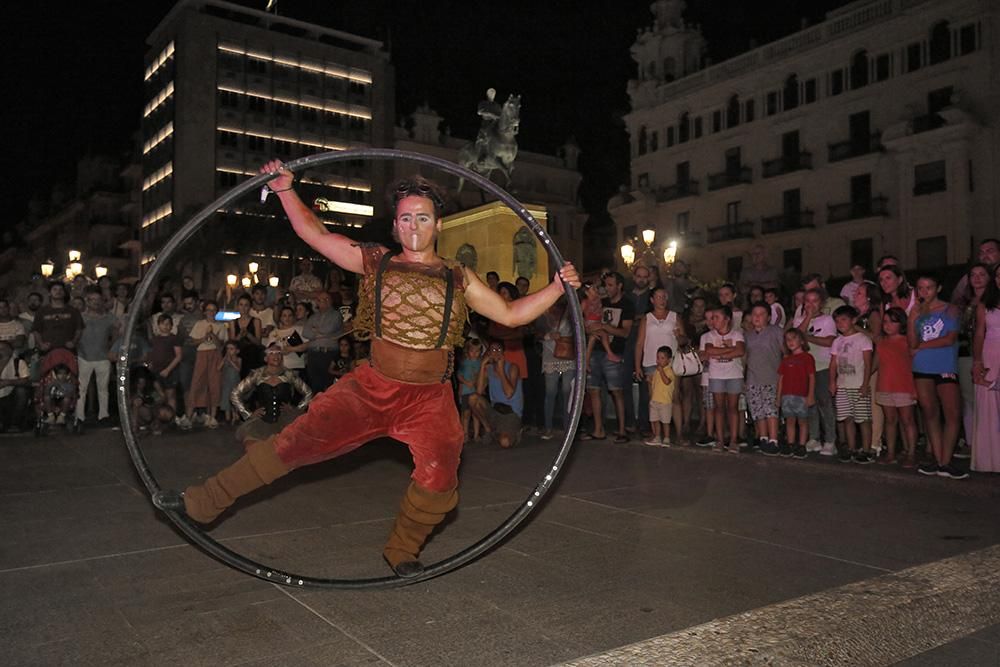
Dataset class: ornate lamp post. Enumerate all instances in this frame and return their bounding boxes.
[40,260,55,278]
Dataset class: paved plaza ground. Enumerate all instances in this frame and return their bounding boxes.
[2,424,999,666]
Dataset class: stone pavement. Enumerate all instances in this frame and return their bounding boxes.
[2,425,999,666]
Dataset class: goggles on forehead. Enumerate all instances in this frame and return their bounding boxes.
[394,180,444,211]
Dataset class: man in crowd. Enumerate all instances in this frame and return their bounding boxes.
[470,340,524,448]
[149,293,182,337]
[662,260,693,315]
[0,299,28,357]
[486,271,501,292]
[174,290,201,430]
[739,244,781,297]
[800,273,845,317]
[0,341,30,433]
[302,290,343,394]
[76,287,117,426]
[33,282,83,353]
[289,258,324,306]
[625,264,652,435]
[950,238,1000,302]
[582,271,634,443]
[249,283,275,338]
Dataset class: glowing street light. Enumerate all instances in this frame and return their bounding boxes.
[620,243,636,268]
[241,276,252,289]
[68,250,82,263]
[69,261,83,276]
[248,261,259,275]
[641,227,656,246]
[268,276,279,288]
[226,274,238,287]
[40,260,54,278]
[95,265,108,279]
[663,240,678,265]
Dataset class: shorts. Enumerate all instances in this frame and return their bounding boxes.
[836,387,873,423]
[875,391,916,407]
[781,395,809,419]
[460,393,475,410]
[481,401,523,447]
[709,377,744,395]
[746,384,778,420]
[703,387,714,410]
[649,400,673,423]
[913,371,959,385]
[587,351,626,392]
[155,368,180,389]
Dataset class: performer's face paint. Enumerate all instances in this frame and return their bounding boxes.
[394,195,440,253]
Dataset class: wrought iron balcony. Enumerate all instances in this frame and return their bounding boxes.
[762,151,813,178]
[827,196,888,223]
[655,179,700,202]
[707,220,755,243]
[828,133,882,162]
[707,166,752,191]
[761,210,815,234]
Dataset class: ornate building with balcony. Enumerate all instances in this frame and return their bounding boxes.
[609,0,999,286]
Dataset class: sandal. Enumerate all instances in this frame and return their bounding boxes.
[579,432,606,441]
[613,434,629,444]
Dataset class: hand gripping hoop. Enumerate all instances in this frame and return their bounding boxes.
[118,149,586,589]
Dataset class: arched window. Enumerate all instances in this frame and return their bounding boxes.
[638,126,648,155]
[726,95,740,128]
[663,57,677,82]
[784,74,799,111]
[678,112,690,143]
[930,21,951,64]
[850,50,869,89]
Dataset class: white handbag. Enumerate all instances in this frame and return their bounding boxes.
[672,346,703,377]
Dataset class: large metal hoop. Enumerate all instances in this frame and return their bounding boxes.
[119,149,586,589]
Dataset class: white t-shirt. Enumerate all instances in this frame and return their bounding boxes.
[0,319,26,343]
[831,332,873,390]
[250,306,275,331]
[700,328,745,380]
[265,325,308,370]
[189,320,228,351]
[791,313,836,371]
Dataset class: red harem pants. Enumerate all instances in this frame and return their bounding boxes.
[273,363,464,493]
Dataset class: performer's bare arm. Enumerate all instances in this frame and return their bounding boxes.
[464,263,580,328]
[261,160,364,274]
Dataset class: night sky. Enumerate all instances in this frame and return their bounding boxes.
[6,0,851,223]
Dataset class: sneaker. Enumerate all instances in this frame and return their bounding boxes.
[55,413,66,425]
[205,416,219,429]
[97,417,113,428]
[695,436,716,448]
[952,445,971,460]
[917,462,940,476]
[779,443,793,457]
[660,439,672,447]
[819,442,837,457]
[937,464,969,480]
[838,449,854,463]
[760,440,780,456]
[737,440,750,451]
[540,430,555,441]
[43,413,56,425]
[853,451,874,465]
[805,439,822,453]
[644,437,662,446]
[793,445,808,459]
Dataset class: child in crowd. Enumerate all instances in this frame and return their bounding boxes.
[581,282,619,363]
[219,341,242,426]
[329,336,355,382]
[458,338,484,442]
[42,364,77,426]
[829,305,874,463]
[130,366,175,437]
[700,304,745,452]
[876,308,918,467]
[148,314,183,418]
[352,338,370,368]
[765,288,786,328]
[745,303,784,455]
[645,345,676,446]
[776,329,815,458]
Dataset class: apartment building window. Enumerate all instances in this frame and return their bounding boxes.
[638,126,648,155]
[726,95,740,128]
[219,90,239,108]
[637,173,649,190]
[907,43,923,72]
[218,130,239,148]
[247,135,267,152]
[783,248,802,274]
[959,24,977,55]
[744,99,755,122]
[712,110,722,133]
[652,130,661,151]
[326,111,343,127]
[784,75,799,111]
[851,50,869,89]
[694,116,703,138]
[677,161,691,185]
[676,211,690,236]
[875,54,891,82]
[916,236,947,268]
[678,113,690,142]
[727,257,743,283]
[274,101,293,118]
[247,57,268,75]
[218,171,238,188]
[804,79,817,104]
[766,91,778,116]
[273,140,293,157]
[929,86,953,114]
[726,201,741,226]
[914,160,946,195]
[623,225,638,242]
[301,107,318,124]
[850,238,873,272]
[248,96,267,113]
[831,70,845,96]
[930,21,951,65]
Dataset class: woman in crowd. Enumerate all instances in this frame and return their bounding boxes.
[539,299,576,440]
[851,280,884,453]
[909,274,965,479]
[717,283,743,329]
[700,304,745,452]
[231,343,313,445]
[634,288,684,440]
[488,282,528,380]
[265,306,309,380]
[971,263,1000,473]
[294,301,313,325]
[879,265,916,314]
[228,293,263,379]
[955,263,991,457]
[186,300,227,429]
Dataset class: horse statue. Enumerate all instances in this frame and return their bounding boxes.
[457,93,521,192]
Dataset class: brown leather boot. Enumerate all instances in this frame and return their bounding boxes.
[383,482,458,577]
[182,437,290,523]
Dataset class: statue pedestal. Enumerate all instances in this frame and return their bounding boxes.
[438,201,550,294]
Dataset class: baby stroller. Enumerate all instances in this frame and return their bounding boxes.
[34,348,83,436]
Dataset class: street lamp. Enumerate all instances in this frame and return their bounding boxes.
[663,240,678,265]
[68,250,81,263]
[248,261,259,276]
[226,274,238,287]
[620,243,636,268]
[40,260,54,278]
[69,261,83,276]
[642,227,656,246]
[268,275,279,288]
[241,276,252,289]
[95,265,108,279]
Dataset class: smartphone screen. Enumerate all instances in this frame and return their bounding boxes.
[215,311,241,322]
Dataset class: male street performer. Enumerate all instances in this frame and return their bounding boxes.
[155,160,580,577]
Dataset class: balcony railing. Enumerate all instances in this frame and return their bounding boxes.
[707,220,755,243]
[761,210,815,234]
[707,166,752,191]
[655,179,700,202]
[827,132,882,162]
[827,196,888,223]
[912,113,946,134]
[762,151,813,178]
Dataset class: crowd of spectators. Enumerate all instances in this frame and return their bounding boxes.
[1,238,997,481]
